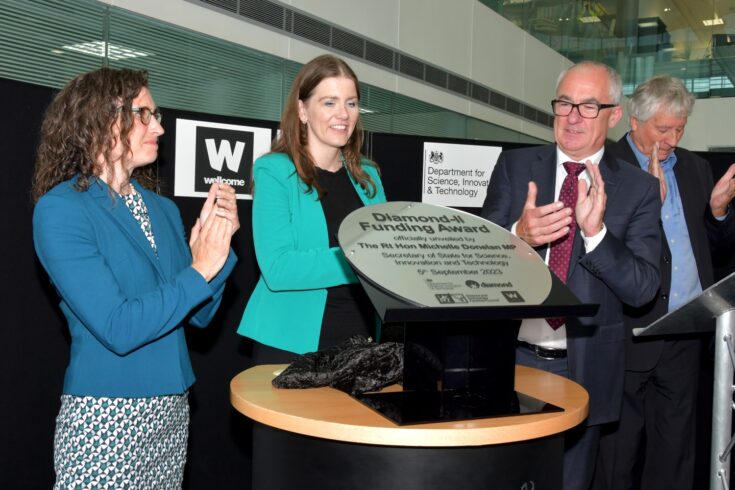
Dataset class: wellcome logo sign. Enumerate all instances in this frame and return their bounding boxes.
[199,127,250,182]
[174,119,272,199]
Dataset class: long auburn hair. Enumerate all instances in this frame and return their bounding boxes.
[271,54,377,199]
[32,68,158,202]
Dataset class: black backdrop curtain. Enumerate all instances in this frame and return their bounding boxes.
[0,77,270,489]
[0,77,448,489]
[3,75,733,489]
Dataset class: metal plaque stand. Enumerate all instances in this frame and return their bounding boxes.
[335,201,600,425]
[634,271,735,490]
[354,272,597,425]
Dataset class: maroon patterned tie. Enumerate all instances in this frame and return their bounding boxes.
[546,162,586,329]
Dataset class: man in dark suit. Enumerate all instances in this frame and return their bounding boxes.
[481,61,662,490]
[598,75,735,490]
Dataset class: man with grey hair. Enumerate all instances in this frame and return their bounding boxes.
[482,61,661,490]
[599,74,735,489]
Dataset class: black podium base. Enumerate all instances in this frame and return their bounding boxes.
[356,388,563,425]
[252,423,563,490]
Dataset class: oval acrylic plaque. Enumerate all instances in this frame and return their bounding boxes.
[338,202,552,308]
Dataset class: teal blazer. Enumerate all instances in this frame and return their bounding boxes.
[238,152,386,354]
[33,176,237,397]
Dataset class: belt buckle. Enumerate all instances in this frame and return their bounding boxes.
[535,346,560,360]
[518,340,566,360]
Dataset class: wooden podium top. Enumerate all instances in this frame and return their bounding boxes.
[230,364,588,447]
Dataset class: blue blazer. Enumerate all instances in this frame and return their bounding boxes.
[238,152,386,354]
[33,176,237,398]
[481,144,662,425]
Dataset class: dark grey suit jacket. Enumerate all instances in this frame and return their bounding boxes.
[608,137,735,371]
[481,143,662,425]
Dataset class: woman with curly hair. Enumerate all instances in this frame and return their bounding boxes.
[32,67,238,488]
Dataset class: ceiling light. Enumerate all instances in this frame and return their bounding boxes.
[703,17,725,26]
[62,41,152,60]
[579,16,601,23]
[664,8,672,13]
[638,21,659,28]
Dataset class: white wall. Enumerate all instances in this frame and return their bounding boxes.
[679,97,735,151]
[105,0,731,150]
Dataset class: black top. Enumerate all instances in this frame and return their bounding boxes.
[315,166,376,349]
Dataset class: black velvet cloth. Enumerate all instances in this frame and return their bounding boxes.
[272,336,404,395]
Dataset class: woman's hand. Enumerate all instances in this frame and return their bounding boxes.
[215,183,240,235]
[190,210,233,282]
[199,183,240,236]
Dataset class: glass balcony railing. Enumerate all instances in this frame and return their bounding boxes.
[480,0,735,98]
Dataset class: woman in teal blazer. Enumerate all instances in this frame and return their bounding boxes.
[32,68,238,489]
[238,55,386,362]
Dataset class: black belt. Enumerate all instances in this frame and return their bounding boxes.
[517,340,567,359]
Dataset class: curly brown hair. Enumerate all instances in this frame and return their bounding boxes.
[271,54,378,199]
[32,68,159,202]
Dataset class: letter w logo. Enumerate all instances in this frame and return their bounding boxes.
[205,139,245,172]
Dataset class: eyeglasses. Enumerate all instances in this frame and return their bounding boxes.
[116,106,162,125]
[551,99,617,119]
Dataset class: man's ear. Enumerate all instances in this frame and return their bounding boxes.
[608,105,623,128]
[630,117,640,133]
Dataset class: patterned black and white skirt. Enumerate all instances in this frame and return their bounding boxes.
[53,393,189,489]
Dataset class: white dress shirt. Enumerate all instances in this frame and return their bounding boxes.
[514,146,607,349]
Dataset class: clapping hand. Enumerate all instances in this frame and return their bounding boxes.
[198,182,240,236]
[648,142,667,203]
[189,208,233,282]
[710,163,735,218]
[189,182,239,281]
[515,181,574,247]
[575,161,606,237]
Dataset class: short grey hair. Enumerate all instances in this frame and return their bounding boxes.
[556,61,623,105]
[627,74,695,122]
